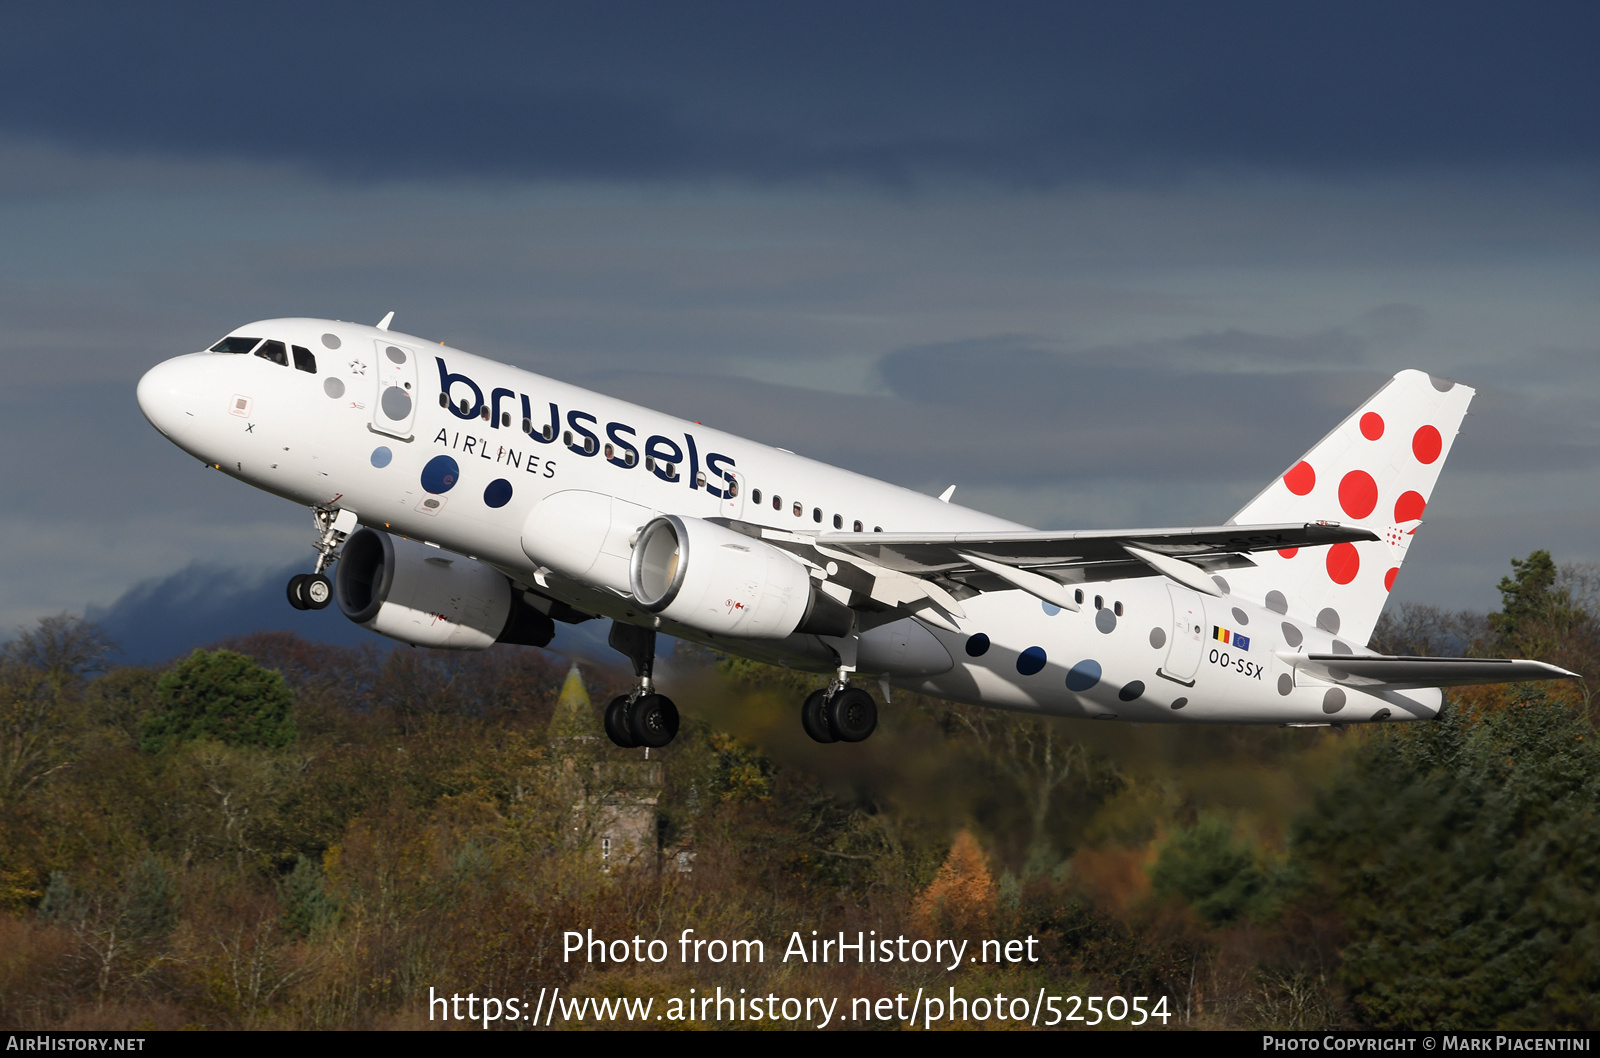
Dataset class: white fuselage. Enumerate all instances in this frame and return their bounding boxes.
[136,318,1439,725]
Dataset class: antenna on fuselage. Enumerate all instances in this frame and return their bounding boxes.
[376,311,395,331]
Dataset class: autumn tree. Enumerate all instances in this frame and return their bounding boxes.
[912,829,997,936]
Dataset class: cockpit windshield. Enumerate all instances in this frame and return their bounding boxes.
[210,336,262,354]
[255,340,288,366]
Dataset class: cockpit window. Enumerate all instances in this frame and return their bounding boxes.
[255,340,288,366]
[211,336,262,354]
[292,345,316,373]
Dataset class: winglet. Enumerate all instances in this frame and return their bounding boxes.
[376,311,395,331]
[938,485,956,503]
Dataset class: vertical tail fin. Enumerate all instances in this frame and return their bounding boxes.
[1224,370,1475,647]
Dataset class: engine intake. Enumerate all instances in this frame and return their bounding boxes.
[629,515,853,639]
[336,528,554,650]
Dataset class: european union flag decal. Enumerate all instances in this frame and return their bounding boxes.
[1233,633,1251,651]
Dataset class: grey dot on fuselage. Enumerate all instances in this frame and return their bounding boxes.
[1282,621,1304,648]
[1265,590,1288,614]
[381,386,412,420]
[1149,627,1167,649]
[324,377,345,399]
[1212,575,1230,594]
[1332,640,1352,655]
[1095,609,1117,634]
[321,333,341,350]
[1429,375,1455,392]
[1278,673,1292,696]
[386,346,407,364]
[1170,697,1188,710]
[1317,608,1341,634]
[1323,688,1346,713]
[1232,607,1249,625]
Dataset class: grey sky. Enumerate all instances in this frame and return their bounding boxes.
[1,4,1596,646]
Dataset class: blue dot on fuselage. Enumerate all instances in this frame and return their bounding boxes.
[1041,601,1060,616]
[484,478,513,508]
[965,633,990,657]
[1017,646,1047,676]
[421,454,460,494]
[370,446,392,468]
[1066,660,1102,692]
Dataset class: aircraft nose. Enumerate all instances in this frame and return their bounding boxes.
[137,355,204,440]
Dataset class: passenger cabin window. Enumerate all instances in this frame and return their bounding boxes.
[501,412,511,428]
[874,526,883,532]
[211,336,261,354]
[752,489,762,505]
[833,514,843,529]
[772,495,782,510]
[853,520,863,532]
[1074,589,1084,605]
[291,345,316,373]
[792,502,802,517]
[255,340,288,366]
[812,507,822,523]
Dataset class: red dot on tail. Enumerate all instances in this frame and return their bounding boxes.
[1360,412,1385,440]
[1338,470,1379,519]
[1394,490,1426,522]
[1284,461,1316,496]
[1326,542,1360,585]
[1413,425,1442,464]
[1385,567,1399,591]
[1279,548,1299,559]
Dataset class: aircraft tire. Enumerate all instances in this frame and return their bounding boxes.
[628,693,679,748]
[604,695,638,748]
[800,689,837,743]
[825,687,877,743]
[286,574,310,610]
[303,573,333,609]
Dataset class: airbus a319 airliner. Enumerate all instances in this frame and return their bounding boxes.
[136,315,1574,748]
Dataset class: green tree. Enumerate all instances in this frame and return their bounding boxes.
[140,650,296,753]
[1148,812,1271,926]
[1292,689,1600,1029]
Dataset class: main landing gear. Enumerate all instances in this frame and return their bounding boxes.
[604,621,680,749]
[287,506,357,612]
[800,683,878,743]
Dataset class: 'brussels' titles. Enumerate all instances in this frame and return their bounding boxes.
[434,357,739,493]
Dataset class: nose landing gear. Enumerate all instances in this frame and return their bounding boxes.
[286,506,358,612]
[604,621,680,749]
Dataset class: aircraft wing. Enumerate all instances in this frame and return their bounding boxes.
[815,522,1376,574]
[736,521,1381,628]
[1282,653,1579,689]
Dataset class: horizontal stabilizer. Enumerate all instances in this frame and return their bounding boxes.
[1282,653,1579,689]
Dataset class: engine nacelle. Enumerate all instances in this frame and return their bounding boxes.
[629,515,853,639]
[335,528,554,650]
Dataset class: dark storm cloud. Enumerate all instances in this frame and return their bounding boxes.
[3,1,1597,184]
[589,325,1598,496]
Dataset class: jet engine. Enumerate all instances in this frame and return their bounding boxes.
[335,528,555,649]
[629,515,853,639]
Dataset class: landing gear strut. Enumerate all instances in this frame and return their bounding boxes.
[287,506,357,611]
[604,621,680,749]
[799,632,878,744]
